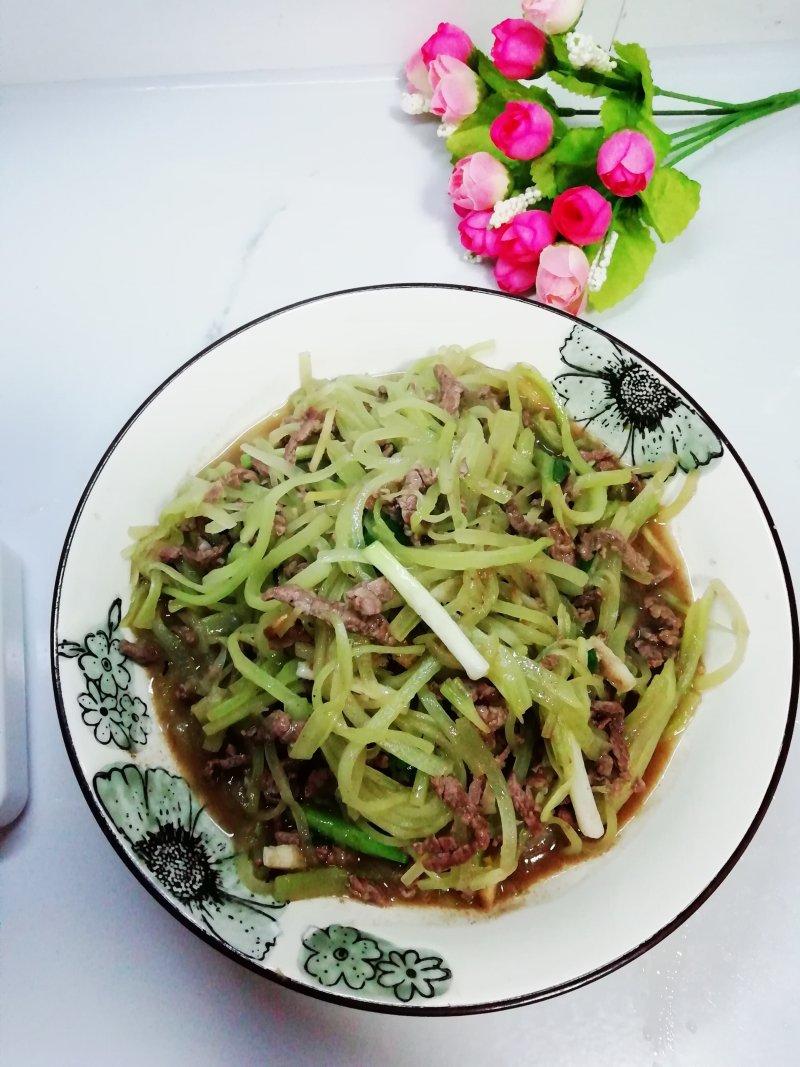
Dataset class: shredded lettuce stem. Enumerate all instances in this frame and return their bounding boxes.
[125,347,746,897]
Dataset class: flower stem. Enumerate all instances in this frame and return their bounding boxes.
[666,94,797,166]
[653,86,738,109]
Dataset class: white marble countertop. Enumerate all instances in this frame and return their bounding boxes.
[1,39,799,1067]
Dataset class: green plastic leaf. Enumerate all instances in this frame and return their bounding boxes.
[446,95,510,163]
[640,166,701,242]
[548,69,615,99]
[477,53,560,111]
[590,208,656,311]
[612,41,654,107]
[476,53,567,138]
[552,127,604,165]
[601,95,643,133]
[530,151,557,197]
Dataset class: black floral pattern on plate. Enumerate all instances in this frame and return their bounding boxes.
[94,764,283,961]
[301,924,451,1003]
[58,598,150,749]
[553,325,723,473]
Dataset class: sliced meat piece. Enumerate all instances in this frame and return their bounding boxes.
[119,638,164,666]
[508,772,541,831]
[281,557,308,580]
[413,834,479,872]
[431,775,490,850]
[222,465,258,488]
[573,586,602,625]
[203,745,250,779]
[399,466,437,529]
[348,876,392,905]
[265,620,307,651]
[505,499,543,538]
[274,830,301,845]
[272,512,288,538]
[157,543,183,563]
[283,407,324,465]
[467,681,502,704]
[182,541,228,569]
[262,585,398,646]
[578,528,650,573]
[547,522,576,566]
[580,448,620,471]
[263,709,305,746]
[540,653,560,670]
[316,844,358,867]
[433,363,465,416]
[345,577,396,616]
[250,456,271,480]
[633,593,684,669]
[476,703,508,732]
[303,766,334,799]
[590,699,629,779]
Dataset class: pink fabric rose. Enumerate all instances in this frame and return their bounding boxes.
[421,22,473,67]
[551,186,612,245]
[490,100,554,161]
[597,129,656,197]
[448,153,511,212]
[490,19,547,80]
[498,210,558,264]
[405,49,432,95]
[495,257,539,295]
[535,243,590,314]
[458,211,507,258]
[521,0,584,35]
[429,56,481,124]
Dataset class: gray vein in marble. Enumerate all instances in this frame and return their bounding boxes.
[202,201,287,345]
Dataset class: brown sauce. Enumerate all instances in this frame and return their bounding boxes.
[144,401,697,912]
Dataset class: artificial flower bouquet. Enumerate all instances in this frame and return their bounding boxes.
[402,0,799,313]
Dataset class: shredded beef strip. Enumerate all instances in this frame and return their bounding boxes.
[263,709,305,746]
[348,876,417,905]
[578,528,650,573]
[399,467,437,529]
[505,499,543,538]
[262,584,398,646]
[272,512,288,538]
[119,638,164,666]
[283,407,324,465]
[204,745,250,779]
[433,363,464,416]
[345,577,396,616]
[633,593,684,669]
[274,830,301,845]
[540,653,560,670]
[222,465,258,488]
[414,834,480,872]
[547,521,576,566]
[580,448,620,472]
[573,586,602,625]
[581,448,643,495]
[508,773,541,831]
[590,699,630,779]
[467,681,502,704]
[281,557,307,580]
[315,844,358,867]
[476,703,508,732]
[249,456,271,480]
[303,766,334,799]
[430,775,490,850]
[158,538,229,570]
[265,620,307,651]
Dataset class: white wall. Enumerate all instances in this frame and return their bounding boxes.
[0,1,797,85]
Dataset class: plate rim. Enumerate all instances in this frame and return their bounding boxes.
[50,282,799,1015]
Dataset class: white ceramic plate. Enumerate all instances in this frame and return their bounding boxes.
[52,284,797,1014]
